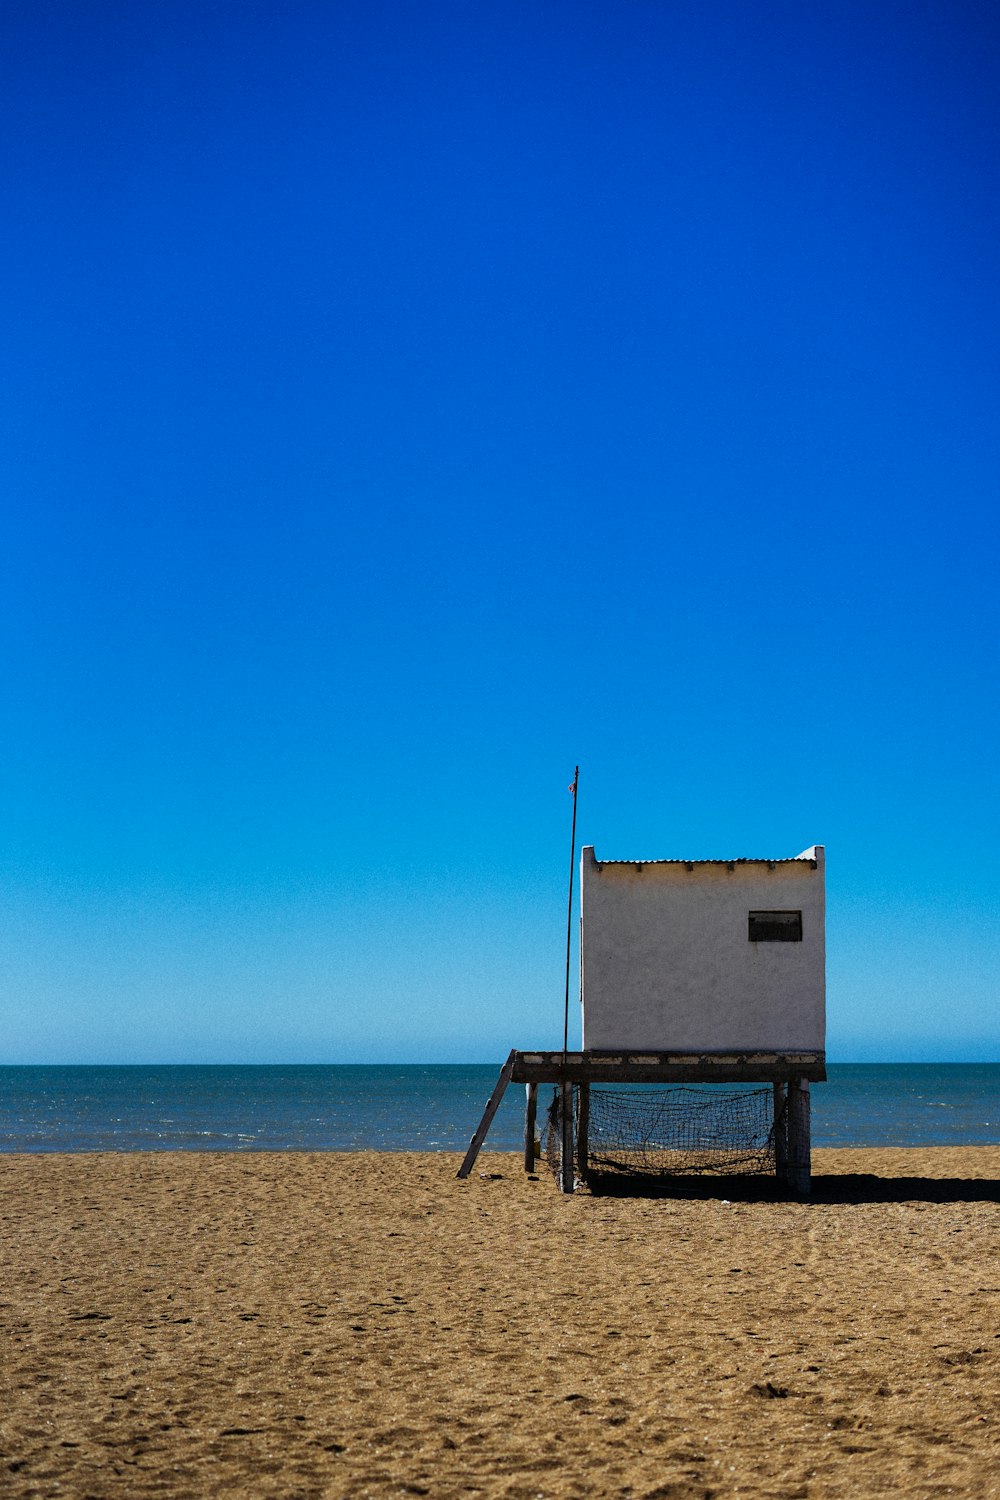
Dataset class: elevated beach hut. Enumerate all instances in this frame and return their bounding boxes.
[582,845,825,1054]
[459,844,825,1194]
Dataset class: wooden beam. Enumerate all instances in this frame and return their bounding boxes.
[559,1085,575,1194]
[456,1051,516,1179]
[523,1082,538,1173]
[772,1082,789,1188]
[577,1082,590,1180]
[785,1077,811,1195]
[510,1049,826,1085]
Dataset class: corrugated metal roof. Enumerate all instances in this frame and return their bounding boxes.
[590,855,817,867]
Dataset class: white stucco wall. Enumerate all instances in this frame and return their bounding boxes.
[580,846,825,1052]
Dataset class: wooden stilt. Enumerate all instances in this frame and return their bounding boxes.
[785,1076,811,1195]
[456,1051,516,1179]
[523,1082,538,1172]
[559,1084,576,1193]
[577,1082,590,1180]
[772,1081,789,1188]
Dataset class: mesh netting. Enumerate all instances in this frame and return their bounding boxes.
[588,1085,778,1177]
[544,1084,781,1182]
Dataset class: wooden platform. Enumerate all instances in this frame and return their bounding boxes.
[509,1049,826,1085]
[456,1049,824,1190]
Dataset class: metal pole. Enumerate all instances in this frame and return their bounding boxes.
[563,767,579,1062]
[560,767,579,1193]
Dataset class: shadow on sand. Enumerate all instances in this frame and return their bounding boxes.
[581,1171,1000,1205]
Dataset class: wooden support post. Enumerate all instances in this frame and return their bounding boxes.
[577,1082,590,1180]
[559,1084,576,1194]
[785,1077,811,1195]
[773,1081,789,1188]
[456,1051,516,1179]
[523,1083,538,1172]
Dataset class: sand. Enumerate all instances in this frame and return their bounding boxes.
[1,1147,998,1499]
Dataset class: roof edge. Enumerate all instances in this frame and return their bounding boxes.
[582,844,824,868]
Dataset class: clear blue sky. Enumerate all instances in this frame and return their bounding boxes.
[3,0,998,1063]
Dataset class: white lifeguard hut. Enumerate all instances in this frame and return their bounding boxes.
[459,844,826,1195]
[581,845,825,1054]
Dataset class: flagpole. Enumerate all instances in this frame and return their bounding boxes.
[562,766,579,1063]
[560,766,579,1192]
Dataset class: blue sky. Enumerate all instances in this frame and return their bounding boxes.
[2,0,998,1063]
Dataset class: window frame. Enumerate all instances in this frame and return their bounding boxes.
[748,909,803,942]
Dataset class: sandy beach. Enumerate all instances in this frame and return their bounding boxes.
[1,1147,998,1498]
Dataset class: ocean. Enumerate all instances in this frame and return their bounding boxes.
[0,1063,998,1153]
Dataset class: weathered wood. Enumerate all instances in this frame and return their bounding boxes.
[577,1082,590,1179]
[523,1082,538,1173]
[559,1085,575,1194]
[510,1049,826,1086]
[785,1076,811,1195]
[772,1082,789,1187]
[456,1051,517,1179]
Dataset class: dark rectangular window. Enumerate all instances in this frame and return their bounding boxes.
[748,910,802,942]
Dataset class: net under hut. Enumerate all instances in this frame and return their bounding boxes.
[545,1084,783,1187]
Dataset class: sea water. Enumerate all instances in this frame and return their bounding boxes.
[0,1063,997,1153]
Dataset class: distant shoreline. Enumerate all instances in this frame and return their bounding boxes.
[3,1062,999,1153]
